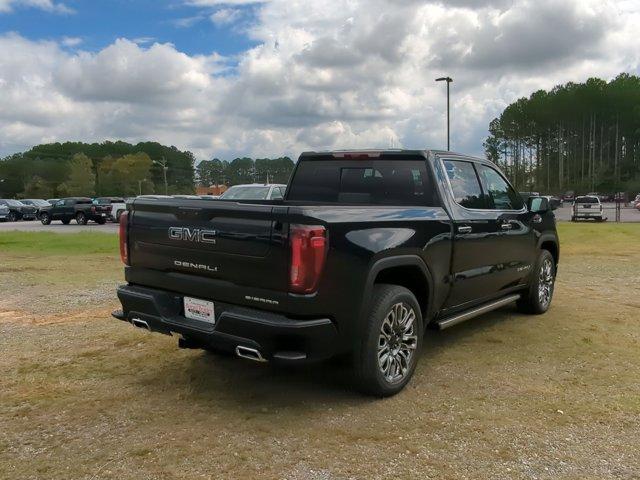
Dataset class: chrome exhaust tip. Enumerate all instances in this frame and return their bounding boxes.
[131,318,151,331]
[235,345,267,363]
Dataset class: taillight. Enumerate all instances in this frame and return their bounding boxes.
[289,224,327,294]
[119,211,129,265]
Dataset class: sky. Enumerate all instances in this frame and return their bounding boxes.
[1,0,639,161]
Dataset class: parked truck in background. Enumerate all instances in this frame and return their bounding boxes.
[113,150,559,396]
[40,197,112,225]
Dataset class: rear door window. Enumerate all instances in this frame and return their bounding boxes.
[287,157,437,206]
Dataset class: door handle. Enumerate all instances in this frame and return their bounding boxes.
[458,225,472,234]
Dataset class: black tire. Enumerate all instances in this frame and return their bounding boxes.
[96,218,106,225]
[76,212,87,225]
[7,212,17,222]
[353,284,423,397]
[115,210,124,221]
[517,249,556,314]
[40,213,51,225]
[61,218,71,225]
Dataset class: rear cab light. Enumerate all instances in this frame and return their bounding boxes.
[289,224,328,294]
[119,211,130,265]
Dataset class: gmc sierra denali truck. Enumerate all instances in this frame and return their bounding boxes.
[113,150,559,396]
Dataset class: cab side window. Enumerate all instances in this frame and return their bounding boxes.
[476,165,524,210]
[443,160,486,209]
[55,200,65,207]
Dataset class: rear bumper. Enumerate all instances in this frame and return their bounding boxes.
[113,284,339,363]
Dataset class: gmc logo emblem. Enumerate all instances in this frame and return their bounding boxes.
[168,227,217,244]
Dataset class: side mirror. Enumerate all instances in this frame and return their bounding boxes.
[528,196,549,213]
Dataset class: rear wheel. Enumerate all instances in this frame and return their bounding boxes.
[40,212,51,225]
[76,212,87,225]
[96,217,106,225]
[7,212,17,222]
[354,284,422,397]
[517,250,555,314]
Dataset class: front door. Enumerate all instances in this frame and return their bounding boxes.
[440,159,534,310]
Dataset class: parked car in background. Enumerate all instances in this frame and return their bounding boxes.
[0,199,37,222]
[94,197,126,221]
[199,195,220,200]
[0,204,9,221]
[562,191,575,203]
[632,194,640,209]
[219,183,287,201]
[21,199,52,219]
[40,197,111,225]
[572,195,606,222]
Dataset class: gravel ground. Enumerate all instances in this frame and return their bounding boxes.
[1,225,640,479]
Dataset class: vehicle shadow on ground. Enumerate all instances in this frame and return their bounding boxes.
[144,305,526,409]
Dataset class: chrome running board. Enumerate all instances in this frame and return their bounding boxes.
[436,294,521,330]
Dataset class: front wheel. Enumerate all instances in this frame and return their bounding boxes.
[76,212,87,225]
[517,250,556,314]
[353,284,423,397]
[40,212,51,225]
[7,212,17,222]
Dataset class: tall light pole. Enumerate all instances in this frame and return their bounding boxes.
[435,76,453,151]
[153,157,168,195]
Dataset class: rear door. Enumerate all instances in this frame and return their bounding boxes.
[128,198,289,292]
[440,158,534,309]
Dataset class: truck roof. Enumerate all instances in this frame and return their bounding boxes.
[298,149,488,164]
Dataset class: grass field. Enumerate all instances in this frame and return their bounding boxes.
[1,224,639,479]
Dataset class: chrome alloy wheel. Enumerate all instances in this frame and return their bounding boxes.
[377,303,418,384]
[538,258,554,308]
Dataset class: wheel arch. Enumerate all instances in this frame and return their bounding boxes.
[361,255,434,328]
[538,234,559,266]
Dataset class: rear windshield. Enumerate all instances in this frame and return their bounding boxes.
[287,157,437,206]
[575,197,598,203]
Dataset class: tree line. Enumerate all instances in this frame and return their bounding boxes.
[196,157,295,187]
[0,141,297,199]
[484,73,640,194]
[0,141,196,198]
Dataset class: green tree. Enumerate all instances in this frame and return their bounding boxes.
[59,153,95,196]
[196,158,226,186]
[22,176,53,199]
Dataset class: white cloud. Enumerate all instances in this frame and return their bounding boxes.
[210,7,242,25]
[61,36,82,47]
[0,0,73,14]
[1,0,639,160]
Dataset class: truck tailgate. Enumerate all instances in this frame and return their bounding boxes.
[128,198,289,292]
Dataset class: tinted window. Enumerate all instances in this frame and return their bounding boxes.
[443,160,485,209]
[287,158,436,205]
[477,165,524,210]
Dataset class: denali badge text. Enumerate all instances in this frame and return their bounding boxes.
[174,260,218,272]
[168,227,217,244]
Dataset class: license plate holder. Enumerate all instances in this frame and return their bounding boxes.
[183,297,215,324]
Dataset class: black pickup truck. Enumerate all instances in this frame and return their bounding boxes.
[40,197,111,225]
[113,150,559,396]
